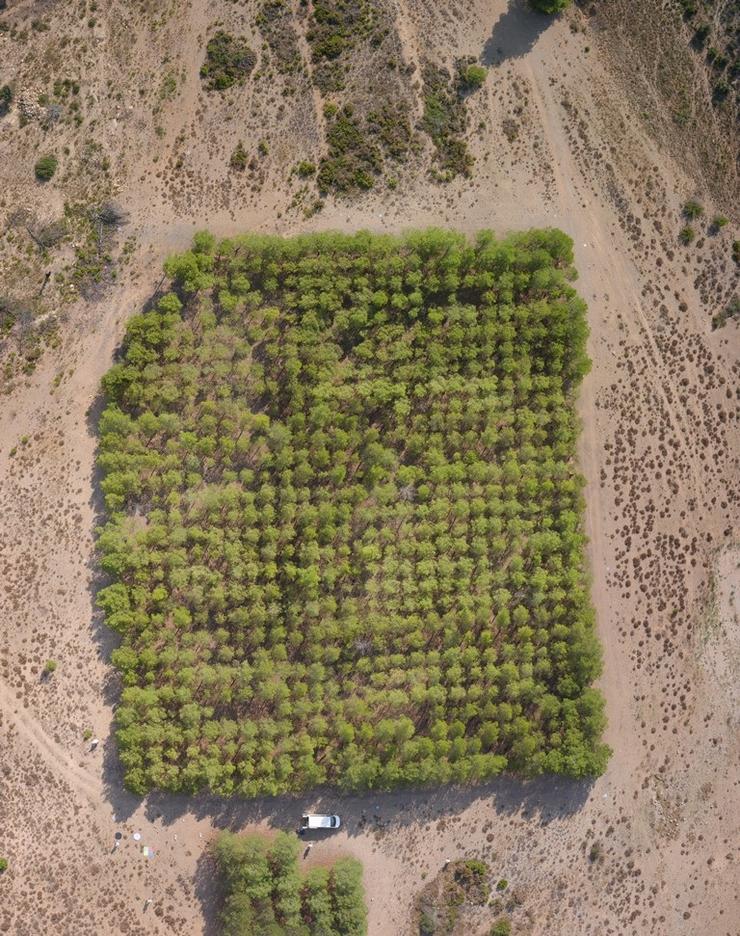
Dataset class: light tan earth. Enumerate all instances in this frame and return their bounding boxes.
[0,1,738,934]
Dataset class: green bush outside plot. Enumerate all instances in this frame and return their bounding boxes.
[97,228,610,797]
[215,831,367,936]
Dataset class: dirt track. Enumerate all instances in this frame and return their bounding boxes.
[0,1,738,934]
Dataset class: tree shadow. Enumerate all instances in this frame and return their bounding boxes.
[85,389,119,676]
[141,771,592,834]
[182,774,592,932]
[194,848,225,936]
[481,0,551,66]
[102,731,142,822]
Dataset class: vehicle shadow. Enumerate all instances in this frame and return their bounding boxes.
[481,0,550,66]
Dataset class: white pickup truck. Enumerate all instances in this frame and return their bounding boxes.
[300,814,341,830]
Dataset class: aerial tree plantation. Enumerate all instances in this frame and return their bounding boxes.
[96,228,610,797]
[214,831,367,936]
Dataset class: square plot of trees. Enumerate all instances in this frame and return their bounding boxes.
[97,228,610,796]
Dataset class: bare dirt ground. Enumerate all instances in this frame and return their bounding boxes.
[0,1,738,934]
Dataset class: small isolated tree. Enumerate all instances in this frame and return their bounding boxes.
[34,155,58,181]
[531,0,571,13]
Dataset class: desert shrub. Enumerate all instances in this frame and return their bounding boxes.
[682,199,703,220]
[692,23,710,47]
[297,160,316,177]
[588,840,604,863]
[710,214,729,231]
[679,225,695,244]
[0,858,7,873]
[96,202,129,227]
[230,142,248,171]
[490,919,512,936]
[215,832,366,935]
[98,228,609,797]
[530,0,570,12]
[712,79,729,102]
[459,63,487,91]
[496,879,508,892]
[34,154,58,181]
[44,659,57,674]
[200,32,256,90]
[0,84,11,117]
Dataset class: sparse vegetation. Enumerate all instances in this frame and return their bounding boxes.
[315,99,412,195]
[421,65,474,180]
[215,831,367,936]
[97,229,608,796]
[317,106,381,192]
[200,32,256,91]
[711,296,739,330]
[306,0,383,92]
[34,155,58,181]
[257,0,302,74]
[416,859,493,935]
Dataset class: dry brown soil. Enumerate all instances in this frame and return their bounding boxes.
[0,1,738,934]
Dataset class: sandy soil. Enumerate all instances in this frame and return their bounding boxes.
[0,1,738,934]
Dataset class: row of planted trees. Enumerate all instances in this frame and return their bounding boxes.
[97,228,610,797]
